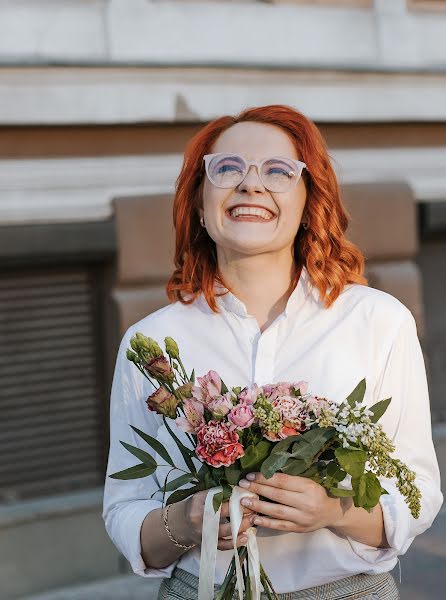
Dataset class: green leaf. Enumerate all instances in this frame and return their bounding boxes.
[189,368,195,383]
[346,379,366,408]
[335,447,367,479]
[224,463,241,486]
[328,487,356,497]
[326,462,347,483]
[213,490,224,512]
[163,417,197,475]
[166,481,206,505]
[240,440,272,471]
[260,451,290,479]
[119,441,157,470]
[197,462,211,482]
[109,462,156,480]
[220,379,229,394]
[163,473,198,492]
[290,427,336,462]
[270,434,303,456]
[130,425,175,467]
[280,458,312,475]
[369,398,391,423]
[351,472,382,510]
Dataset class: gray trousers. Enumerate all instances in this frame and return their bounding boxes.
[158,567,400,600]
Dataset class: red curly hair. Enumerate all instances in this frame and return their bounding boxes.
[166,104,367,312]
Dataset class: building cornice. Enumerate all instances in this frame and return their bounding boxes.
[0,148,444,225]
[1,67,446,125]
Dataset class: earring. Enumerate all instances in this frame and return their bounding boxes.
[302,221,309,230]
[200,215,206,228]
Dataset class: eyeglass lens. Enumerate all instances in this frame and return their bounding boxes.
[207,154,299,192]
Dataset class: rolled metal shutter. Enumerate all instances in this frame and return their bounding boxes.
[0,266,107,502]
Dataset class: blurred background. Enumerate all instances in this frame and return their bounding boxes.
[0,1,445,599]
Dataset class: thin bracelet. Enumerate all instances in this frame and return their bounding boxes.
[162,504,196,550]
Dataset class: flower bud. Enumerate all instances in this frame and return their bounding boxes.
[164,337,180,361]
[126,349,139,363]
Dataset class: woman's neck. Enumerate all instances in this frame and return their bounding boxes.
[217,250,300,333]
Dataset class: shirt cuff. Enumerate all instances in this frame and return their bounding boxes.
[345,479,413,565]
[106,499,178,579]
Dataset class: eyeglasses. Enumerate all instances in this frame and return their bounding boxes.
[203,153,307,193]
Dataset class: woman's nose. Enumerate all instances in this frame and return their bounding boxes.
[237,165,265,193]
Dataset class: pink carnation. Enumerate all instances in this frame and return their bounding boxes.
[196,420,244,468]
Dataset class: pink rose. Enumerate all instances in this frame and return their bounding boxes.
[192,370,222,405]
[208,392,233,418]
[176,398,205,433]
[228,403,255,429]
[146,387,179,418]
[196,420,244,468]
[239,384,263,405]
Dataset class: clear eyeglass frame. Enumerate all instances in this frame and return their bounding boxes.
[203,152,307,193]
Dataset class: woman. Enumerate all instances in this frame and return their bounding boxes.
[103,105,443,599]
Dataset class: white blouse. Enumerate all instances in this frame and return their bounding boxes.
[102,267,443,593]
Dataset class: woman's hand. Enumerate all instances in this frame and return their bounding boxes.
[171,489,256,550]
[238,472,344,533]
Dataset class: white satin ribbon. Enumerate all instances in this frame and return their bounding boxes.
[198,485,261,600]
[198,486,223,600]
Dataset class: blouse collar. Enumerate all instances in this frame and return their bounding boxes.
[212,266,312,318]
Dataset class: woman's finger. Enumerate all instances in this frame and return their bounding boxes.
[242,497,299,522]
[218,513,254,539]
[217,533,248,551]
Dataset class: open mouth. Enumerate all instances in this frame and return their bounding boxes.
[226,206,276,221]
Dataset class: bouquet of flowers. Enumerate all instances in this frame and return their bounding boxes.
[110,333,421,600]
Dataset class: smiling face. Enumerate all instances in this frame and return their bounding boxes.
[200,121,307,260]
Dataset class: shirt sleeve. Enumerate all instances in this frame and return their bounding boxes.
[102,326,178,578]
[346,307,444,565]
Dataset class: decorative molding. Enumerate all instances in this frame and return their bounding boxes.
[0,148,445,225]
[0,0,445,70]
[1,67,446,125]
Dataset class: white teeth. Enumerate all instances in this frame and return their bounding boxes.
[229,206,274,220]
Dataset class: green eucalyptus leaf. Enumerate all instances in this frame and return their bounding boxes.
[335,447,367,479]
[119,441,157,469]
[163,473,198,492]
[166,481,206,505]
[240,440,272,471]
[261,451,290,479]
[163,417,197,475]
[290,427,336,461]
[280,458,311,475]
[369,398,392,423]
[224,463,241,486]
[130,425,175,467]
[109,462,155,480]
[346,379,366,408]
